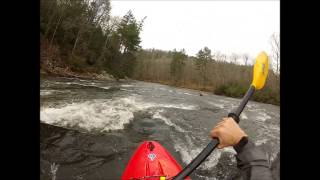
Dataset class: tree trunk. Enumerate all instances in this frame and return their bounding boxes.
[44,11,57,38]
[50,13,63,47]
[276,54,280,75]
[72,30,81,55]
[202,66,206,89]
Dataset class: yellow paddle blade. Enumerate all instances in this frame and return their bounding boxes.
[251,51,269,90]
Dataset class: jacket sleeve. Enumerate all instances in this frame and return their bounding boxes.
[234,138,273,180]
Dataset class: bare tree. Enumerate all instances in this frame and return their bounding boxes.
[243,53,249,66]
[214,51,226,62]
[230,53,239,64]
[270,33,280,75]
[220,54,227,62]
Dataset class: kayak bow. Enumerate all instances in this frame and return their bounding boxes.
[122,141,191,180]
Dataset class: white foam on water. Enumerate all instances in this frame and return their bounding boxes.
[66,82,95,87]
[62,82,118,91]
[201,147,236,170]
[62,77,81,81]
[158,103,198,110]
[41,90,69,96]
[173,136,237,171]
[208,102,224,109]
[240,112,248,120]
[256,112,272,122]
[40,90,53,96]
[124,96,198,111]
[102,86,110,90]
[174,141,222,170]
[121,84,133,87]
[175,91,195,96]
[173,137,202,164]
[195,174,216,180]
[268,124,280,131]
[218,99,231,104]
[246,103,258,109]
[152,110,185,133]
[40,96,198,132]
[249,108,265,112]
[255,138,268,146]
[222,146,237,154]
[40,98,135,132]
[50,163,59,180]
[120,88,134,92]
[64,82,101,88]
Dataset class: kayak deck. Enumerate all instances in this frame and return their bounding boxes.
[122,141,190,180]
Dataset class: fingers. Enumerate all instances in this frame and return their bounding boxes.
[211,126,226,142]
[210,128,219,138]
[216,118,228,127]
[210,117,235,149]
[218,117,233,125]
[216,121,224,126]
[217,144,225,149]
[224,117,234,123]
[214,123,223,129]
[221,117,229,122]
[211,128,224,149]
[211,120,227,138]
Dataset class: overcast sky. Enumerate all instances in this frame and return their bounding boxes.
[110,0,279,63]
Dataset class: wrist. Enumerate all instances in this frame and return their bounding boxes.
[233,136,249,153]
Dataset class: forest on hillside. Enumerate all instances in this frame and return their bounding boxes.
[40,0,280,105]
[40,0,145,79]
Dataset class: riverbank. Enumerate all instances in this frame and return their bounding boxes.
[133,79,280,106]
[40,65,116,81]
[40,67,279,106]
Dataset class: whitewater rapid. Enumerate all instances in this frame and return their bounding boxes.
[40,77,280,180]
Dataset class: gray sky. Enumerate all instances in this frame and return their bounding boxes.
[110,0,279,64]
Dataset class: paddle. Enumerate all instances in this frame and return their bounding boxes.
[173,52,269,180]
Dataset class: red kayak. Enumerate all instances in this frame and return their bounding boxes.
[122,141,190,180]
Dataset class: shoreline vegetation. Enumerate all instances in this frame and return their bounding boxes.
[41,64,279,106]
[133,49,279,106]
[40,0,279,106]
[134,79,279,106]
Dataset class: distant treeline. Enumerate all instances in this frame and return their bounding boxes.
[133,48,280,105]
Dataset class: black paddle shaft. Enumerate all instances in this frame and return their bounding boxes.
[173,86,255,180]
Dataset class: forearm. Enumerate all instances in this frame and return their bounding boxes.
[233,137,273,180]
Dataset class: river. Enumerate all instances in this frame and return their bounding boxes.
[40,76,280,180]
